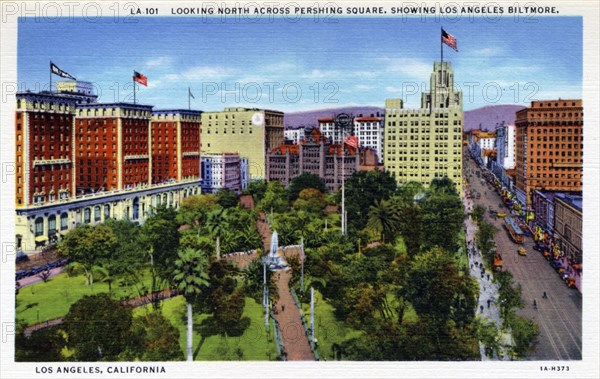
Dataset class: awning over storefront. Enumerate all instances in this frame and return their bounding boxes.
[34,236,47,243]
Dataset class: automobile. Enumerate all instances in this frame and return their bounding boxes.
[517,247,527,256]
[30,266,43,275]
[497,212,507,218]
[15,270,27,280]
[16,251,29,263]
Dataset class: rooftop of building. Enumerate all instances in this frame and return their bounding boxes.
[152,109,203,116]
[552,192,583,210]
[355,116,382,122]
[318,117,335,123]
[204,107,284,115]
[526,99,582,109]
[16,90,97,103]
[77,102,154,110]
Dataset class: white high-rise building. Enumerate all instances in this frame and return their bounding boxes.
[354,116,384,163]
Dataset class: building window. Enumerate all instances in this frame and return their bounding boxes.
[34,217,44,237]
[104,204,111,219]
[84,208,91,224]
[48,215,56,234]
[94,206,101,221]
[61,213,68,230]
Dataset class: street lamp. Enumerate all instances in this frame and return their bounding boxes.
[334,113,353,236]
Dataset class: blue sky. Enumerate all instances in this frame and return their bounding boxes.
[18,16,582,112]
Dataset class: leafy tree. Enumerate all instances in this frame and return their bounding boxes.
[129,311,183,361]
[510,316,539,358]
[102,219,146,294]
[63,294,133,361]
[57,224,116,286]
[471,205,486,223]
[216,189,239,209]
[176,194,219,226]
[293,188,327,213]
[476,220,497,257]
[396,204,423,255]
[243,180,268,203]
[366,199,401,243]
[420,191,464,252]
[400,247,463,326]
[141,205,180,281]
[429,177,459,196]
[206,208,229,260]
[394,181,425,206]
[287,173,327,201]
[172,248,210,361]
[344,169,397,232]
[15,323,64,362]
[477,319,501,358]
[258,180,288,213]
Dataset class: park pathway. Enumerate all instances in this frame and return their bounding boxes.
[256,212,314,360]
[272,270,314,360]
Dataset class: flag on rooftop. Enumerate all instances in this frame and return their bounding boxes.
[50,62,76,80]
[133,70,148,86]
[442,28,458,52]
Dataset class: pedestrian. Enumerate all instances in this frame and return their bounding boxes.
[533,299,537,309]
[282,305,285,312]
[487,274,490,280]
[543,291,547,299]
[487,299,491,308]
[480,305,484,312]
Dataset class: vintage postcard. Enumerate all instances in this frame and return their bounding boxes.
[1,1,598,378]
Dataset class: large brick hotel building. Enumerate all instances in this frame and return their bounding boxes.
[514,99,583,206]
[15,82,203,251]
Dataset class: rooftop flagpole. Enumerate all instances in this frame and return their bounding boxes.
[133,71,136,105]
[49,61,52,93]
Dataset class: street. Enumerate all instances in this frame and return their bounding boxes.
[463,154,582,360]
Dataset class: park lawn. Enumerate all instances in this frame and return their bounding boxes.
[16,269,158,326]
[134,295,277,361]
[299,289,362,361]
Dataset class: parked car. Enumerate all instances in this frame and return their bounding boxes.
[15,270,27,280]
[16,251,29,263]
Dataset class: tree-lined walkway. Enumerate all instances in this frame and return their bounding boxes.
[259,213,313,360]
[272,270,314,360]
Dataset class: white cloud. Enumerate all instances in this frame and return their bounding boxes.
[144,56,173,68]
[379,57,432,80]
[181,65,238,80]
[301,69,342,79]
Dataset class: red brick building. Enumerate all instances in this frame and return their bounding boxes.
[74,103,153,194]
[15,91,96,207]
[151,110,202,184]
[515,99,583,205]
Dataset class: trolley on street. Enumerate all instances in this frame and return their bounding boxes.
[504,216,524,244]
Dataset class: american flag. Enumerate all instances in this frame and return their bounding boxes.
[343,135,359,149]
[133,70,148,86]
[442,28,458,52]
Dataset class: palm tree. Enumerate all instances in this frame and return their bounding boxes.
[367,199,401,243]
[173,248,210,361]
[206,208,229,260]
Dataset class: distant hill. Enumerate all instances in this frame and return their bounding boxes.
[463,104,526,131]
[284,104,526,131]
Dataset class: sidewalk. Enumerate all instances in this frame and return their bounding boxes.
[272,270,314,361]
[463,183,512,361]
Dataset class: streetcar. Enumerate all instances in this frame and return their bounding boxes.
[504,216,524,244]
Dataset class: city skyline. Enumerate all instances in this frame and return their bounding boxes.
[18,16,582,112]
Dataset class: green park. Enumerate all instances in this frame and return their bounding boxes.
[16,171,536,361]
